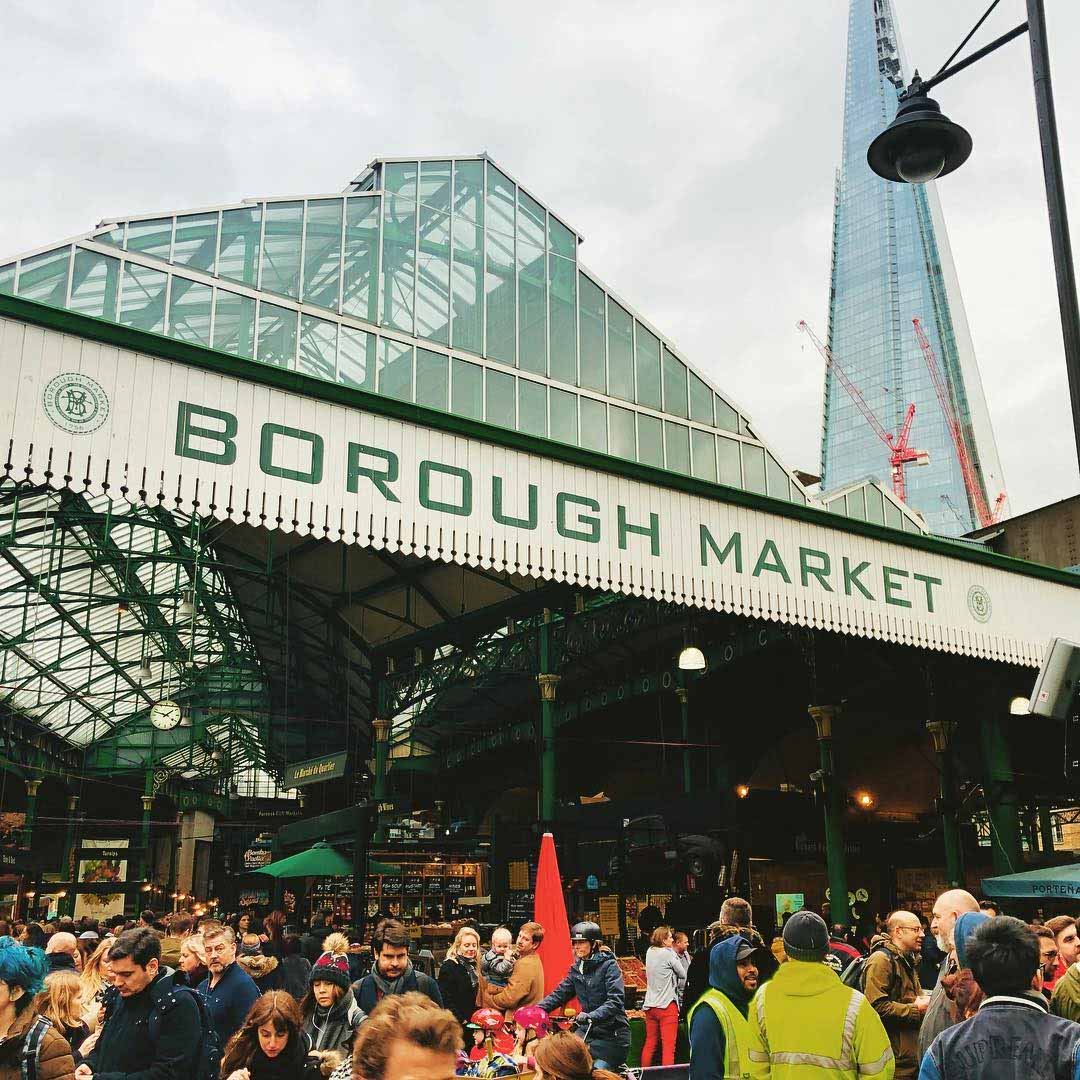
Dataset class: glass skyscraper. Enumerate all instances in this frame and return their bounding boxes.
[823,0,1006,536]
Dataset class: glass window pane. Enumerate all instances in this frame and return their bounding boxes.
[662,347,688,418]
[261,201,303,299]
[218,206,262,288]
[416,207,450,345]
[715,394,739,432]
[98,225,125,248]
[126,218,172,261]
[486,369,515,426]
[637,414,663,468]
[213,290,256,358]
[865,485,885,525]
[168,278,212,345]
[580,397,607,453]
[549,216,575,259]
[607,300,634,403]
[342,197,379,323]
[610,405,636,460]
[517,190,546,249]
[884,501,902,530]
[846,489,867,521]
[485,163,515,237]
[377,338,413,401]
[518,379,547,437]
[419,160,451,212]
[257,301,297,367]
[550,387,578,445]
[119,263,167,333]
[578,273,606,392]
[689,372,714,425]
[485,228,515,365]
[518,241,547,375]
[743,443,766,494]
[416,348,449,411]
[717,435,741,487]
[635,323,661,409]
[548,254,577,384]
[339,326,375,391]
[665,422,690,474]
[453,160,484,225]
[692,429,717,482]
[792,486,807,505]
[0,264,14,296]
[451,358,483,420]
[173,213,217,273]
[17,248,69,307]
[381,191,416,333]
[766,454,789,501]
[384,162,417,200]
[298,315,337,381]
[451,218,483,355]
[303,199,342,311]
[68,250,118,320]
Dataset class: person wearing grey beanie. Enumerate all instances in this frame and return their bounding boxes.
[782,911,831,963]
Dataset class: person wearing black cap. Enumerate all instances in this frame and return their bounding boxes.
[745,910,895,1079]
[687,934,759,1079]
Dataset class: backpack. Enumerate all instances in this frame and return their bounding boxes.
[147,982,222,1080]
[20,1015,52,1080]
[840,943,898,992]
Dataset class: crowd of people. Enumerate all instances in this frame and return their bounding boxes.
[3,893,1080,1079]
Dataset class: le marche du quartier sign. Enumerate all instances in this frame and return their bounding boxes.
[5,309,1078,667]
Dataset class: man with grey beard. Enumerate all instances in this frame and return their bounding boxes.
[918,888,980,1058]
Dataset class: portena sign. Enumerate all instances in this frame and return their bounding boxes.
[4,313,1079,666]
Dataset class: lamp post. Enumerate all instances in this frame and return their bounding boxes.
[926,718,963,887]
[867,0,1080,473]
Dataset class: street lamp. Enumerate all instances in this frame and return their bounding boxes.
[867,1,1080,472]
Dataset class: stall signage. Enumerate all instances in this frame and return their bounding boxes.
[403,876,425,897]
[444,877,466,897]
[284,752,348,789]
[381,875,402,895]
[176,790,230,815]
[425,877,445,895]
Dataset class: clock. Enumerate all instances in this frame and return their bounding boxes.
[150,700,182,731]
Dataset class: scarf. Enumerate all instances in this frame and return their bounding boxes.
[371,958,414,997]
[250,1042,304,1080]
[453,954,479,991]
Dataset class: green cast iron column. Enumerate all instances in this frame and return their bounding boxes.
[372,717,391,843]
[61,795,80,918]
[22,780,41,849]
[810,705,848,927]
[676,684,692,795]
[538,610,560,823]
[927,720,963,888]
[1040,805,1057,853]
[139,766,154,884]
[980,710,1024,876]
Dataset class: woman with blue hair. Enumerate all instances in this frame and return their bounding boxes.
[0,936,75,1080]
[941,911,990,1023]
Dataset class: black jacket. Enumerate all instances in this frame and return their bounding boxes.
[352,969,443,1013]
[437,955,478,1026]
[300,927,329,964]
[87,971,203,1080]
[47,953,78,975]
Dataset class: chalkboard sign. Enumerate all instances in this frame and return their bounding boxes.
[506,891,534,924]
[444,877,466,896]
[381,875,402,895]
[425,877,445,895]
[364,877,380,898]
[403,876,425,897]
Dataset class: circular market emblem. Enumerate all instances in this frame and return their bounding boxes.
[42,372,109,434]
[967,584,992,624]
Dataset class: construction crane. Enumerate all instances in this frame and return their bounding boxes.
[911,317,1007,529]
[798,320,928,503]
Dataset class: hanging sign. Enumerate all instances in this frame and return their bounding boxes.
[283,751,348,789]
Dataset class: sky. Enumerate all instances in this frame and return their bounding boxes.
[2,0,1078,517]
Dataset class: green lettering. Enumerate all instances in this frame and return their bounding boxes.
[913,572,942,613]
[699,525,742,572]
[617,506,660,556]
[557,493,600,543]
[175,402,236,465]
[259,423,323,484]
[883,565,912,608]
[346,443,399,502]
[752,539,791,583]
[842,558,874,600]
[492,476,537,529]
[419,461,472,516]
[799,547,833,591]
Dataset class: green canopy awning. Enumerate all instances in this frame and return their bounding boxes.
[252,841,352,879]
[982,863,1080,899]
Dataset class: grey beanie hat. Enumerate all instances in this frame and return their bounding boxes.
[782,910,830,962]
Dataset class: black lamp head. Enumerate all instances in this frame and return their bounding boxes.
[867,80,972,184]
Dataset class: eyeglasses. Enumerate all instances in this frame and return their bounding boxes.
[895,925,924,933]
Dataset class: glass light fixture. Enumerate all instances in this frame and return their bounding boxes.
[1009,695,1030,715]
[177,591,195,618]
[678,645,706,671]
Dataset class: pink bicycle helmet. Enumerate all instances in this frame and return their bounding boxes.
[513,1005,552,1037]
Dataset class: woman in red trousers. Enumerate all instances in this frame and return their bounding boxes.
[641,926,686,1067]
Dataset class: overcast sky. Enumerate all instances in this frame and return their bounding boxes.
[3,0,1078,517]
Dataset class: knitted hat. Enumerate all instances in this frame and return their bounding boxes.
[782,910,830,963]
[310,931,351,991]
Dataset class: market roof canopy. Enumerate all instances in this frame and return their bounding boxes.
[982,863,1080,899]
[253,841,352,878]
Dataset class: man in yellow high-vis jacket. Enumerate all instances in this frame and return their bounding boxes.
[688,934,760,1078]
[746,911,895,1080]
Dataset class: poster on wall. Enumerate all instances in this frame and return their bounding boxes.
[0,813,25,848]
[73,839,128,921]
[775,892,805,927]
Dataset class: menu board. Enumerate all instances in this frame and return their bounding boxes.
[425,877,445,895]
[364,877,380,898]
[506,891,534,924]
[444,877,466,896]
[381,875,402,895]
[403,876,425,898]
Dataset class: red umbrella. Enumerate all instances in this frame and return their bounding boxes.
[533,832,576,1000]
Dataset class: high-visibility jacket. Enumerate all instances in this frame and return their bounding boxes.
[745,960,895,1080]
[688,987,754,1078]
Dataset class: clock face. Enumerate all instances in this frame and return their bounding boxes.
[150,700,182,731]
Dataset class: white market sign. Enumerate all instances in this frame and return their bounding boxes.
[3,313,1078,668]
